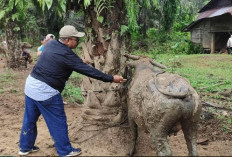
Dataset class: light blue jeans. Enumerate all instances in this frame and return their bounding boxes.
[19,94,74,156]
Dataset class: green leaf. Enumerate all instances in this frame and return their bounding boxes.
[97,16,104,23]
[13,27,20,31]
[124,0,139,32]
[8,0,15,10]
[38,0,42,7]
[45,0,53,10]
[15,0,26,7]
[12,13,19,21]
[56,0,66,17]
[0,10,6,20]
[58,0,66,12]
[38,0,48,11]
[15,0,20,6]
[88,28,92,33]
[84,0,91,9]
[95,0,106,16]
[120,25,128,35]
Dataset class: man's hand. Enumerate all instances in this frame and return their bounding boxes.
[113,75,127,83]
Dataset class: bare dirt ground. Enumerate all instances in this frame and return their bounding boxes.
[0,56,232,156]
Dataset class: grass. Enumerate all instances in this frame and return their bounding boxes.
[0,69,16,95]
[0,69,15,85]
[0,88,3,94]
[218,115,232,133]
[62,72,84,104]
[155,53,232,134]
[155,54,232,93]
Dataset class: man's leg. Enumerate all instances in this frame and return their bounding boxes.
[35,93,74,156]
[227,47,231,54]
[19,95,41,151]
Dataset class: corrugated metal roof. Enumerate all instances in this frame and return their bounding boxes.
[197,6,232,20]
[183,6,232,32]
[199,0,232,13]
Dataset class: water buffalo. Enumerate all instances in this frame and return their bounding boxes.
[125,55,202,156]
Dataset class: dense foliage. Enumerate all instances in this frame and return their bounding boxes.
[0,0,210,51]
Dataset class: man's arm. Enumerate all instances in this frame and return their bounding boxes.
[66,53,126,83]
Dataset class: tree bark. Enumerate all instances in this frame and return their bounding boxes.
[80,0,128,126]
[4,12,24,68]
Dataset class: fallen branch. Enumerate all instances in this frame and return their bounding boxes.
[202,101,232,112]
[72,130,104,144]
[197,139,209,145]
[123,53,140,60]
[199,82,227,90]
[201,92,229,101]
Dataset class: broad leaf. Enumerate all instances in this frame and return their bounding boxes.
[58,0,66,12]
[12,13,20,21]
[120,25,128,35]
[0,10,6,20]
[84,0,91,9]
[97,16,104,23]
[45,0,53,10]
[8,0,14,10]
[13,27,20,31]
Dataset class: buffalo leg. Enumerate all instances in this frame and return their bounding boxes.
[181,120,199,156]
[149,124,172,156]
[149,105,182,156]
[128,118,138,156]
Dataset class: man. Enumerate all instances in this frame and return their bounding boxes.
[19,25,126,156]
[36,36,45,56]
[21,42,33,66]
[227,35,232,54]
[37,34,55,57]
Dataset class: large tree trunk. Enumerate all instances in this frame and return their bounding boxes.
[5,20,23,68]
[3,9,24,69]
[69,1,129,143]
[81,0,127,125]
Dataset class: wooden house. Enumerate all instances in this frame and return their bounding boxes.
[183,0,232,53]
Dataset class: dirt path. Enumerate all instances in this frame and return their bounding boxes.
[0,57,232,156]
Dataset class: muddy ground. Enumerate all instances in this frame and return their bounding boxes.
[0,56,232,156]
